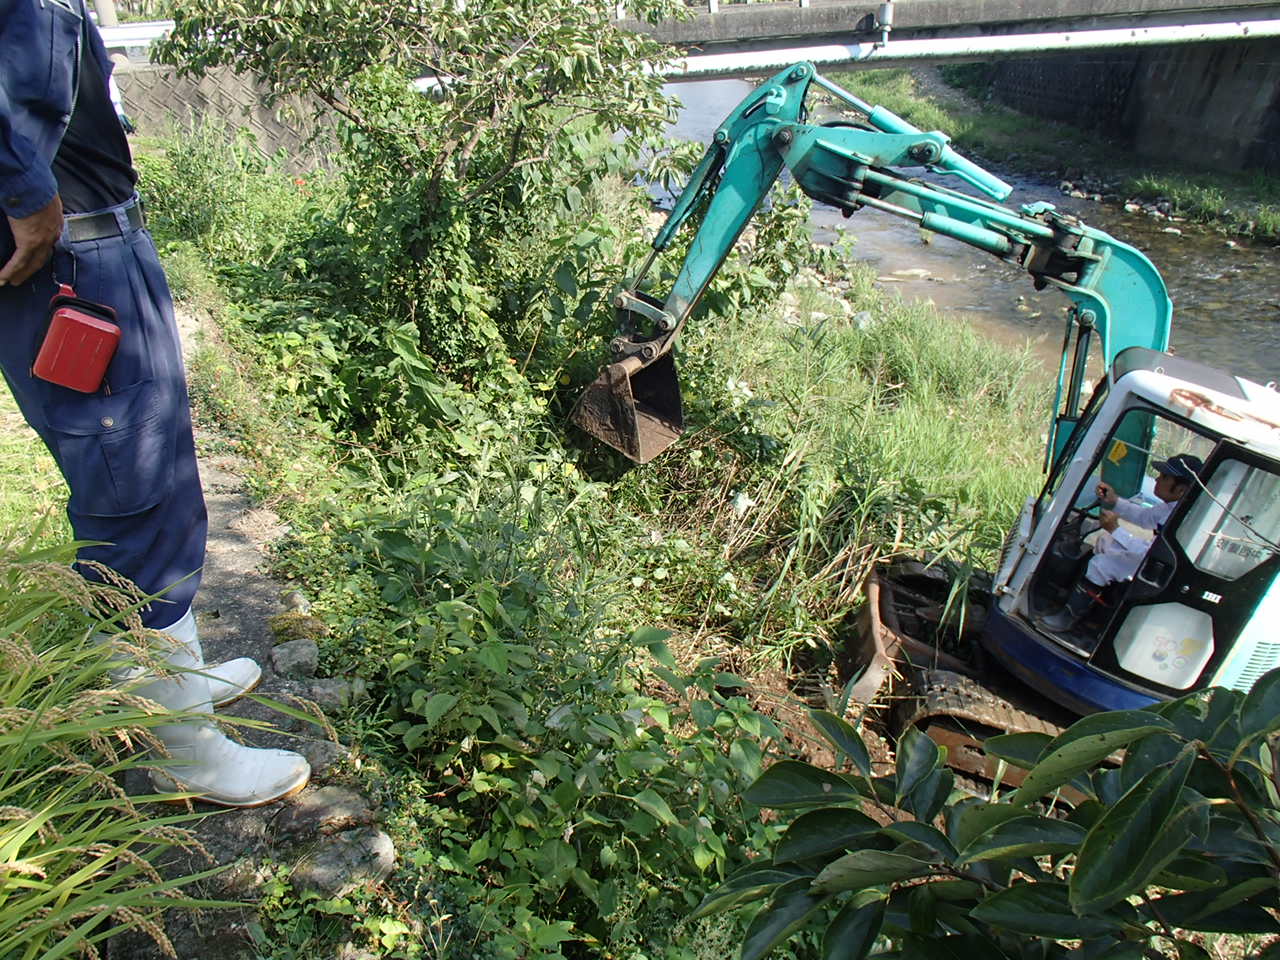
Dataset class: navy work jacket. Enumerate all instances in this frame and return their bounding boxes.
[0,0,113,220]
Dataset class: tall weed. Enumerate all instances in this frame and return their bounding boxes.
[134,120,332,267]
[0,540,217,959]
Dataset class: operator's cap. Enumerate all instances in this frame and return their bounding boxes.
[1153,453,1203,481]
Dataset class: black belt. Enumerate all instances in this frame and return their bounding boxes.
[65,202,145,243]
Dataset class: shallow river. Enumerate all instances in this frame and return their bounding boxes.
[665,79,1280,386]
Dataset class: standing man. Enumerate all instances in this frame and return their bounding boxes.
[0,0,308,806]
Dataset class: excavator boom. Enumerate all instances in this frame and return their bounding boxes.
[571,62,1172,465]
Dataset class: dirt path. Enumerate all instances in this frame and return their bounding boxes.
[108,309,393,960]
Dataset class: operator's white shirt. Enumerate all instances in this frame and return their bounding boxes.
[1086,496,1175,585]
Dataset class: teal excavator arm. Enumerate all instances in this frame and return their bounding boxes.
[571,62,1172,464]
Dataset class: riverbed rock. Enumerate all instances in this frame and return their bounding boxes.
[272,637,319,677]
[1162,227,1183,236]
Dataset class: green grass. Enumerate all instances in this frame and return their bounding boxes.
[1125,169,1280,237]
[0,392,69,543]
[621,254,1046,661]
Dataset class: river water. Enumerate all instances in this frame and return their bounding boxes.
[664,79,1280,386]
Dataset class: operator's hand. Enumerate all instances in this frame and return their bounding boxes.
[1095,481,1119,507]
[0,194,63,287]
[1099,509,1119,533]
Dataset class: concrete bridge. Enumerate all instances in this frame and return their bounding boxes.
[619,0,1280,76]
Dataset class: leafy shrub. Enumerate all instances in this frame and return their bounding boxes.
[291,430,787,957]
[134,120,325,267]
[697,684,1280,958]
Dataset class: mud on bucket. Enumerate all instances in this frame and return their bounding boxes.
[570,352,684,463]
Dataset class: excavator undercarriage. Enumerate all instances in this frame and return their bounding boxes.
[851,560,1079,792]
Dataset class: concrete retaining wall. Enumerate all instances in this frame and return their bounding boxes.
[988,38,1280,173]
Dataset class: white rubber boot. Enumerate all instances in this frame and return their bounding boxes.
[133,613,311,807]
[110,610,262,708]
[162,610,262,708]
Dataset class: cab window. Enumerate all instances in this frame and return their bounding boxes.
[1177,459,1280,581]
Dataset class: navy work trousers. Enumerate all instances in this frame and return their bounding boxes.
[0,197,207,628]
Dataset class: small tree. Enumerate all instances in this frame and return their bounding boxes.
[694,676,1280,958]
[154,0,688,421]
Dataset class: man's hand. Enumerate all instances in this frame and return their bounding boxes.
[1099,509,1119,532]
[1095,481,1118,507]
[0,194,63,287]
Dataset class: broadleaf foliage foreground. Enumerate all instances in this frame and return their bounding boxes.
[697,681,1280,958]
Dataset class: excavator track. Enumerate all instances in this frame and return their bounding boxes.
[890,668,1066,790]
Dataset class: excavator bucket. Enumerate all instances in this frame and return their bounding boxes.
[570,352,684,463]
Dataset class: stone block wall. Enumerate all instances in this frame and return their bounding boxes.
[113,63,330,172]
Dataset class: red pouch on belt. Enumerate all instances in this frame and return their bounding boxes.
[33,284,121,393]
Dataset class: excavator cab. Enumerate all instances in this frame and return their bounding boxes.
[988,348,1280,714]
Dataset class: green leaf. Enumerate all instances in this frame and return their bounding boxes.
[729,737,764,783]
[882,822,957,862]
[1155,899,1280,934]
[774,808,880,864]
[971,882,1125,939]
[630,788,677,826]
[743,761,864,809]
[1151,855,1228,892]
[420,692,458,729]
[896,726,942,806]
[957,815,1085,864]
[907,766,953,823]
[530,919,577,948]
[822,895,885,960]
[1238,667,1280,745]
[1147,876,1276,930]
[742,878,830,960]
[690,863,815,920]
[633,625,677,670]
[982,731,1052,770]
[812,850,934,894]
[1069,745,1197,913]
[1010,711,1174,806]
[808,709,872,777]
[652,664,687,693]
[950,802,1030,852]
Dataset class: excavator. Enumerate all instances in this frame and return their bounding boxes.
[570,63,1280,783]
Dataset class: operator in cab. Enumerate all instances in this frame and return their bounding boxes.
[1042,453,1203,633]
